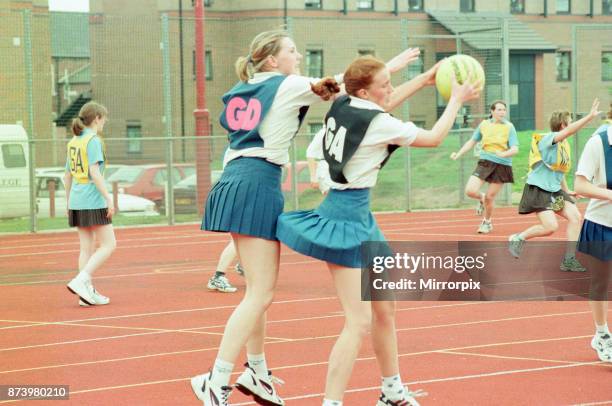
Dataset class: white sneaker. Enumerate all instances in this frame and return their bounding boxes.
[191,372,232,406]
[376,387,426,406]
[477,220,493,234]
[67,276,96,305]
[235,363,285,406]
[591,334,612,362]
[78,287,110,306]
[207,275,238,293]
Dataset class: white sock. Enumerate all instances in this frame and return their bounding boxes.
[76,271,91,283]
[484,218,491,224]
[322,399,342,406]
[210,358,233,387]
[596,323,610,337]
[247,353,268,376]
[382,374,405,401]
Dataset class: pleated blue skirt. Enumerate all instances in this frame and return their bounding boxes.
[578,219,612,262]
[202,157,283,241]
[276,188,386,268]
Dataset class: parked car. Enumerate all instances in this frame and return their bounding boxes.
[36,164,126,181]
[0,125,29,219]
[105,163,194,208]
[35,173,159,217]
[166,162,312,214]
[161,170,223,214]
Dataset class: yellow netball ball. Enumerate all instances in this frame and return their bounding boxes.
[435,54,485,101]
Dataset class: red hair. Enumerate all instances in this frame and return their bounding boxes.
[344,56,386,97]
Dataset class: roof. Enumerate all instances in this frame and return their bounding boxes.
[426,11,557,52]
[51,12,90,58]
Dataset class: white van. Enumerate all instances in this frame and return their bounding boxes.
[0,125,30,218]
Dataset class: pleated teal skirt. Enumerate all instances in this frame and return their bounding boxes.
[202,157,283,241]
[276,188,386,268]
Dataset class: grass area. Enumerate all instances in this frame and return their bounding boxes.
[0,214,201,234]
[0,127,598,233]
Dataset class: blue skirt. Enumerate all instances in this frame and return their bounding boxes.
[578,219,612,262]
[276,188,386,268]
[202,157,283,241]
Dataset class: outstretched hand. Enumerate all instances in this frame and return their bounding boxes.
[386,48,421,74]
[588,98,601,119]
[450,73,482,104]
[421,59,444,87]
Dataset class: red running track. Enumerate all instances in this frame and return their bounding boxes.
[0,207,610,405]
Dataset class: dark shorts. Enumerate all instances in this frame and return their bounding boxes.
[473,160,514,184]
[68,208,112,227]
[518,184,576,214]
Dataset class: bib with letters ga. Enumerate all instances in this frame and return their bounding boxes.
[528,133,571,174]
[323,95,398,184]
[67,134,104,184]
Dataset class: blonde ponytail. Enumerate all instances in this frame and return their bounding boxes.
[235,29,289,82]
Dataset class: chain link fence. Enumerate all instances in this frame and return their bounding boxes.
[0,9,609,232]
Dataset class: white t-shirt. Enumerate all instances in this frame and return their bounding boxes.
[575,125,611,228]
[327,97,420,190]
[306,128,331,193]
[223,72,342,167]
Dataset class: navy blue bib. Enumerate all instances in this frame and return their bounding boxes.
[323,96,397,184]
[220,75,286,150]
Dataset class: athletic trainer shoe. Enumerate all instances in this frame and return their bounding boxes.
[591,334,612,362]
[235,263,245,276]
[67,276,97,305]
[508,234,525,258]
[191,371,232,406]
[477,220,493,234]
[235,363,285,406]
[560,256,586,272]
[207,275,238,293]
[78,287,110,306]
[377,387,426,406]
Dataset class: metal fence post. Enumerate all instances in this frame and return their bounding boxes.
[401,18,411,212]
[23,9,37,232]
[161,14,175,225]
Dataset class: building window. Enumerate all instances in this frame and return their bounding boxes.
[408,0,423,11]
[460,0,475,12]
[358,49,375,56]
[555,51,571,82]
[604,0,612,15]
[603,52,612,81]
[205,50,212,80]
[408,50,425,79]
[556,0,570,13]
[127,124,142,154]
[309,122,323,136]
[192,50,212,81]
[306,50,323,78]
[305,0,322,9]
[510,0,525,13]
[357,0,374,10]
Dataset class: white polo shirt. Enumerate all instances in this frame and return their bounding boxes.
[223,72,342,167]
[575,124,611,228]
[328,97,420,190]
